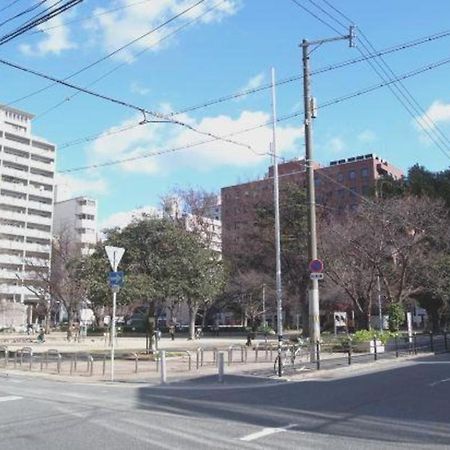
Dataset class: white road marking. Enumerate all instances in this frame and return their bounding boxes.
[429,377,450,387]
[0,395,22,403]
[240,423,298,442]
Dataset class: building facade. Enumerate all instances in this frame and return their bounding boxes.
[53,196,98,256]
[221,153,403,260]
[0,105,56,326]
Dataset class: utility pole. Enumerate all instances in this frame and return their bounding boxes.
[301,27,356,355]
[271,67,283,377]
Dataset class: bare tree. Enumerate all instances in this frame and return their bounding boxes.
[320,196,449,328]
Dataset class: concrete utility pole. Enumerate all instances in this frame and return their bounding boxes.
[301,27,356,354]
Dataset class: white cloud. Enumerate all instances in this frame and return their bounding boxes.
[20,15,76,56]
[91,0,241,62]
[55,173,108,202]
[357,129,376,143]
[87,109,303,174]
[326,136,345,154]
[99,205,161,232]
[235,72,265,101]
[130,82,151,95]
[415,100,450,132]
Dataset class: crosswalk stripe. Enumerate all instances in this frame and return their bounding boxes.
[0,396,23,402]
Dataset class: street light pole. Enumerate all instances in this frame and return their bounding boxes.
[300,27,356,355]
[271,67,283,378]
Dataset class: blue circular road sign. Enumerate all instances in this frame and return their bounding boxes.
[309,259,324,273]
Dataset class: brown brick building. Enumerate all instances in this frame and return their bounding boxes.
[221,154,403,260]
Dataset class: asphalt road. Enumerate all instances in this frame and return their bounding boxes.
[1,353,449,449]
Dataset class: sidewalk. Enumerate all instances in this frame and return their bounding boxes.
[0,331,262,354]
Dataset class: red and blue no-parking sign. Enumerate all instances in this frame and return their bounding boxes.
[309,259,324,273]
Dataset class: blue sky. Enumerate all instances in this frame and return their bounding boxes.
[2,0,450,229]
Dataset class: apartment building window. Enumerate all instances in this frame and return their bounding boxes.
[77,213,95,220]
[337,173,344,182]
[78,199,95,207]
[348,170,356,180]
[361,167,369,177]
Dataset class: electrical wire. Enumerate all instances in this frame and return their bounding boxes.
[6,0,207,106]
[289,0,450,161]
[0,0,27,14]
[28,0,154,35]
[0,0,83,46]
[34,0,227,121]
[58,54,450,172]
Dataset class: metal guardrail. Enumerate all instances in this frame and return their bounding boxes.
[70,353,94,376]
[40,349,62,374]
[227,344,247,366]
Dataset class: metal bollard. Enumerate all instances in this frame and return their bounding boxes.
[102,354,107,376]
[88,356,94,376]
[316,341,321,370]
[218,352,224,383]
[160,350,167,384]
[429,331,434,353]
[348,340,352,365]
[132,353,138,373]
[186,351,192,371]
[395,335,399,358]
[413,333,417,355]
[196,348,201,369]
[373,337,378,361]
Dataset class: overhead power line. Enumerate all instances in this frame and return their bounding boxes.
[289,0,450,161]
[6,0,207,107]
[34,0,227,121]
[28,0,154,35]
[0,54,251,151]
[59,53,450,172]
[0,0,84,47]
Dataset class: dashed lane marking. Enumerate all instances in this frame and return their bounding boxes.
[240,423,298,442]
[0,396,22,402]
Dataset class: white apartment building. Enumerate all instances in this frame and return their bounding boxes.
[53,196,98,256]
[0,105,55,314]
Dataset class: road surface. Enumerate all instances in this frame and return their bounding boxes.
[0,352,449,449]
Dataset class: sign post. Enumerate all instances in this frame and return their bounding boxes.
[105,246,125,382]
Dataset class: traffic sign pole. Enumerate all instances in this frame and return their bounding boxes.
[105,246,125,382]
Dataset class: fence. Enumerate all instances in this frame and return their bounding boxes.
[1,332,448,380]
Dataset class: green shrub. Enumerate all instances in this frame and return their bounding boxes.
[388,303,405,332]
[352,329,395,345]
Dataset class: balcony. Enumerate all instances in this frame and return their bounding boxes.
[24,242,50,254]
[1,151,30,165]
[0,254,24,265]
[0,269,20,280]
[0,195,28,209]
[25,228,51,240]
[1,165,29,180]
[0,180,28,195]
[0,284,23,295]
[0,209,27,222]
[0,225,26,236]
[28,200,53,213]
[29,158,55,173]
[28,184,53,199]
[28,171,54,187]
[0,239,25,251]
[25,214,52,226]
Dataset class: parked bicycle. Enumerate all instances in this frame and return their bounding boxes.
[273,338,308,375]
